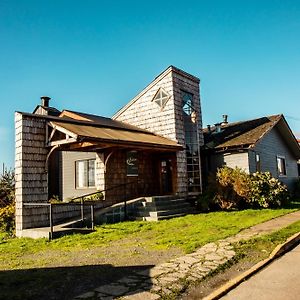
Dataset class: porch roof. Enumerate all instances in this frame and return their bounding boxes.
[49,120,183,152]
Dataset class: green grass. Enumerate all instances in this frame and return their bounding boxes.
[0,207,298,270]
[0,207,299,300]
[236,219,300,258]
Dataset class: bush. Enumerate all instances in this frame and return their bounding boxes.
[0,202,15,233]
[249,172,289,208]
[208,167,289,210]
[215,167,251,210]
[0,169,15,234]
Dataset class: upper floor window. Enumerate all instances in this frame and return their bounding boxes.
[182,92,194,115]
[277,156,287,176]
[75,159,95,188]
[152,88,170,110]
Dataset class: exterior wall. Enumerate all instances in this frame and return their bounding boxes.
[209,152,249,173]
[104,149,160,203]
[113,67,203,195]
[61,151,98,200]
[249,127,299,188]
[15,113,48,235]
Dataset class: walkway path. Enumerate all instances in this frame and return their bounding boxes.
[74,210,300,300]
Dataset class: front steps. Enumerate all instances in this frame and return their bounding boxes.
[129,195,195,221]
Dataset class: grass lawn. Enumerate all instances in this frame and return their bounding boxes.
[0,206,299,300]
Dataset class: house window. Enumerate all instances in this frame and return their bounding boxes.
[152,88,170,110]
[75,159,95,188]
[277,156,287,176]
[182,92,193,115]
[255,153,261,172]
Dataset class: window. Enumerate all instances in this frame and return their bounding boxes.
[182,91,200,193]
[182,92,193,115]
[277,156,286,176]
[75,159,95,188]
[152,88,170,109]
[255,153,261,172]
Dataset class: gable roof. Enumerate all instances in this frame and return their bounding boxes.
[203,114,300,159]
[59,110,150,133]
[21,109,182,151]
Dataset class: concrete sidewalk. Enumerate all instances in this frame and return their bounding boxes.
[74,210,300,300]
[221,243,300,300]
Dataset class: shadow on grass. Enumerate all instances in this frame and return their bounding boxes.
[283,200,300,209]
[0,264,154,300]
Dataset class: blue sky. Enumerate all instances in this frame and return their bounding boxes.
[1,0,300,169]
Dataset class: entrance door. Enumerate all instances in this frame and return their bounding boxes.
[160,159,173,194]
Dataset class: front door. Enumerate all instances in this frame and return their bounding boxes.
[160,159,173,194]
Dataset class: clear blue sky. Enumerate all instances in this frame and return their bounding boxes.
[1,0,300,169]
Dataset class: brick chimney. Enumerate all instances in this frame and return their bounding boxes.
[41,96,51,107]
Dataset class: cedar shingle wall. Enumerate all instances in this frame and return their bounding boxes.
[15,113,48,234]
[114,69,203,195]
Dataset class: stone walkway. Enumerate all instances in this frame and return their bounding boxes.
[74,211,300,300]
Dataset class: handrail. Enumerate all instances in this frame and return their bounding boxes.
[22,178,145,240]
[70,179,142,202]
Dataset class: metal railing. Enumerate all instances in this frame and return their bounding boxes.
[22,202,95,240]
[23,178,144,240]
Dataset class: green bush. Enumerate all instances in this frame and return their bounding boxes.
[209,167,289,210]
[249,172,289,208]
[0,169,15,234]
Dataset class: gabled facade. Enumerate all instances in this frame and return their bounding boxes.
[15,66,203,236]
[203,115,300,189]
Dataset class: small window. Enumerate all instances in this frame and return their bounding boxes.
[75,159,95,188]
[255,153,261,172]
[152,88,170,110]
[277,156,286,176]
[182,92,193,115]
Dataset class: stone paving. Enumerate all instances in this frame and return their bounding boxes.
[74,211,300,300]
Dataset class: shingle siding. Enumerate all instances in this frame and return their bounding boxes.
[114,68,203,195]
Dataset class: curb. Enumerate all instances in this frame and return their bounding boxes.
[203,231,300,300]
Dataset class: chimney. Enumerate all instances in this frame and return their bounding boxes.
[41,96,51,107]
[222,114,228,125]
[215,123,222,133]
[207,125,211,132]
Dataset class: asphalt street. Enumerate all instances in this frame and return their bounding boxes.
[221,243,300,300]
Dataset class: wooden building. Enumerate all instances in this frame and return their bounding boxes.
[15,66,203,236]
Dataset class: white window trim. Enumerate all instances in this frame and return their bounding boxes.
[276,155,287,177]
[75,159,96,189]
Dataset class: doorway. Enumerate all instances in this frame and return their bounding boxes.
[159,159,173,194]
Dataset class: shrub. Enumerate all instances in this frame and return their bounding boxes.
[249,172,289,208]
[0,169,15,233]
[211,167,289,210]
[0,202,15,233]
[215,167,251,210]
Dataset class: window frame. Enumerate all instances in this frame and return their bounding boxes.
[75,159,96,189]
[152,87,170,110]
[255,153,261,172]
[276,155,287,177]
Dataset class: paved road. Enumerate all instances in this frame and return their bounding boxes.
[221,243,300,300]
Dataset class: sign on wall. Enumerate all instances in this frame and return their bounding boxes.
[126,151,138,176]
